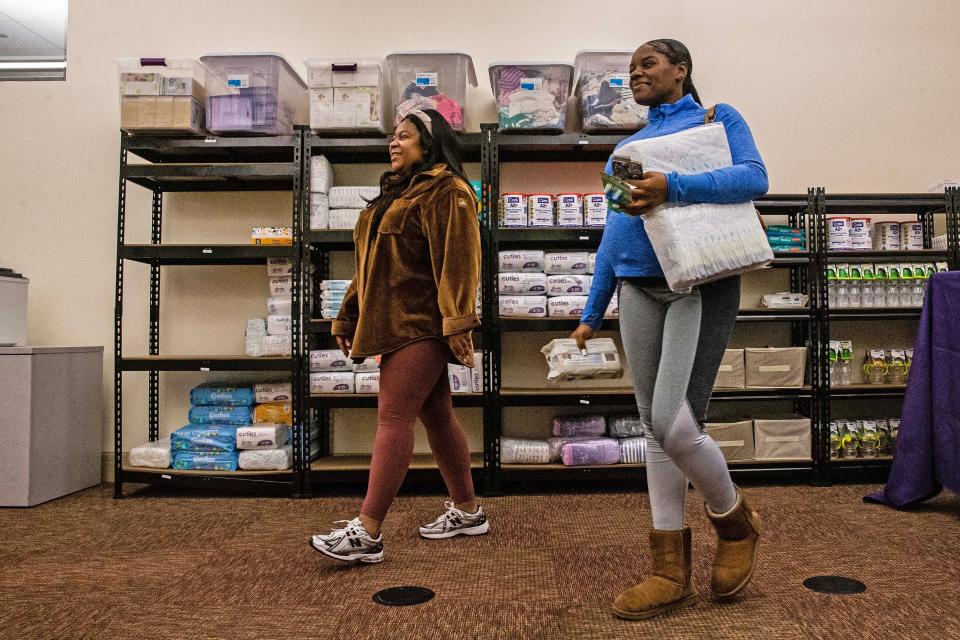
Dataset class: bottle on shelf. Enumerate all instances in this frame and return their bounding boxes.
[839,340,854,386]
[886,263,902,307]
[841,420,860,459]
[860,419,880,459]
[876,418,891,456]
[900,264,916,308]
[889,418,901,455]
[863,348,888,385]
[886,349,908,385]
[828,340,841,385]
[860,263,875,308]
[829,420,841,459]
[835,263,850,308]
[910,263,926,307]
[826,265,838,308]
[873,264,888,308]
[847,264,863,308]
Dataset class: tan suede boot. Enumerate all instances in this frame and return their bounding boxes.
[706,490,762,599]
[612,528,699,620]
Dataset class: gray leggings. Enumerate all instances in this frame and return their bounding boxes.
[618,278,740,529]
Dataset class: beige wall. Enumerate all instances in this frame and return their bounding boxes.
[1,0,958,458]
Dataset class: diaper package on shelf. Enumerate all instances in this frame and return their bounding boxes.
[173,451,239,471]
[310,155,334,193]
[608,415,645,438]
[187,406,254,427]
[245,318,267,356]
[310,349,353,372]
[254,402,292,425]
[254,381,292,403]
[236,424,290,450]
[353,357,380,373]
[328,209,363,230]
[267,296,292,315]
[588,253,597,274]
[239,446,292,471]
[500,438,551,464]
[499,296,548,318]
[499,272,547,295]
[471,351,483,392]
[262,335,292,356]
[190,384,255,407]
[447,364,473,393]
[355,371,381,394]
[267,314,292,336]
[499,250,545,272]
[618,437,647,464]
[310,372,356,394]
[541,338,624,383]
[561,438,620,466]
[128,438,171,469]
[269,276,293,297]
[545,252,590,275]
[546,435,598,462]
[267,258,292,277]
[548,296,589,318]
[171,424,239,452]
[310,193,330,230]
[604,292,620,318]
[615,123,773,292]
[546,275,592,297]
[760,293,808,309]
[321,279,351,291]
[551,414,607,438]
[328,186,380,209]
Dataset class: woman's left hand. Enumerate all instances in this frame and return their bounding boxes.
[621,172,668,215]
[447,331,474,366]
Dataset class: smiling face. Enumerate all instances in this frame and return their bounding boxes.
[389,119,424,172]
[629,44,687,107]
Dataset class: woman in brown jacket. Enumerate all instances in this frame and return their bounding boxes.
[310,109,487,564]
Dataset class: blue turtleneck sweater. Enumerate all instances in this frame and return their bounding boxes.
[580,94,769,330]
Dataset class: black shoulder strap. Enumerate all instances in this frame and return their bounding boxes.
[704,105,717,124]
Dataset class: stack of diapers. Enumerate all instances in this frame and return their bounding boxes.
[552,414,607,437]
[171,424,240,471]
[546,435,598,462]
[353,356,381,394]
[129,438,171,469]
[561,438,620,466]
[309,155,334,230]
[237,423,291,470]
[253,379,293,427]
[615,122,773,292]
[500,438,551,464]
[327,186,380,230]
[499,250,616,319]
[310,348,355,394]
[607,414,645,438]
[448,351,483,394]
[320,280,350,320]
[618,437,647,464]
[541,338,624,383]
[246,259,295,357]
[499,251,547,318]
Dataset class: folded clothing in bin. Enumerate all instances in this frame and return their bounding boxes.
[188,405,254,426]
[547,435,598,462]
[500,438,551,464]
[561,438,620,466]
[171,424,239,452]
[239,446,292,471]
[552,414,606,438]
[236,423,289,450]
[618,437,646,464]
[489,62,572,131]
[129,438,171,468]
[173,451,239,471]
[254,402,292,425]
[190,384,255,406]
[541,338,623,383]
[608,415,646,439]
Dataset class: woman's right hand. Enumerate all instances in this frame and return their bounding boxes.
[569,324,596,353]
[335,335,352,358]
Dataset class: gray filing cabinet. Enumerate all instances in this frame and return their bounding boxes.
[0,347,103,506]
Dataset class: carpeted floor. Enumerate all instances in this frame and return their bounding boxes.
[1,483,959,640]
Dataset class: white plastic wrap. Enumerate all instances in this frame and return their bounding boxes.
[129,438,171,468]
[546,275,592,297]
[604,292,619,318]
[269,276,292,296]
[541,337,623,383]
[267,314,292,336]
[236,424,290,450]
[245,317,267,357]
[329,186,380,209]
[544,252,590,275]
[499,296,548,318]
[499,251,545,272]
[500,438,551,464]
[471,351,483,392]
[239,446,292,470]
[618,437,646,464]
[321,280,351,291]
[267,296,292,315]
[499,272,547,295]
[254,381,292,403]
[548,296,589,318]
[262,335,292,356]
[310,155,334,193]
[328,209,363,230]
[310,192,330,230]
[616,122,773,292]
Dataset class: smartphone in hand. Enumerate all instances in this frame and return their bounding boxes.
[611,155,644,180]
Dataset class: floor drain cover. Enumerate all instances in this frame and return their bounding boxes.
[803,576,867,594]
[373,586,435,606]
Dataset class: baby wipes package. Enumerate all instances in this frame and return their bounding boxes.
[499,250,545,272]
[548,296,589,317]
[545,252,590,275]
[499,296,548,318]
[541,337,624,383]
[499,272,547,295]
[546,275,592,297]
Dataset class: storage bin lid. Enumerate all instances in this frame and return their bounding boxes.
[305,58,383,69]
[488,61,573,95]
[200,52,307,88]
[386,51,478,86]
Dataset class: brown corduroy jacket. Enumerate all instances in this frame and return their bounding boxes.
[331,165,481,366]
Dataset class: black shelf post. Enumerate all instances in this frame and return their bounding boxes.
[148,190,163,444]
[811,187,831,485]
[113,136,128,499]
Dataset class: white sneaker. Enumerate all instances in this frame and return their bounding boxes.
[419,501,490,540]
[310,517,384,564]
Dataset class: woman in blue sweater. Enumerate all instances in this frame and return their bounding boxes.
[571,39,767,620]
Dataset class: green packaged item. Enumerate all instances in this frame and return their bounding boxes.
[860,420,880,458]
[600,171,635,212]
[829,421,841,459]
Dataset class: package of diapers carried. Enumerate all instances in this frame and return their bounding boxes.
[544,252,590,275]
[310,349,352,372]
[561,438,620,466]
[269,276,293,297]
[254,402,293,425]
[173,451,239,471]
[551,414,607,438]
[254,381,292,403]
[541,338,624,383]
[236,423,290,450]
[171,424,239,452]
[355,371,381,394]
[548,296,589,318]
[500,438,551,464]
[310,155,335,193]
[239,446,292,471]
[267,258,292,277]
[267,314,292,336]
[187,405,254,427]
[608,414,645,438]
[618,437,647,464]
[328,209,363,230]
[190,384,255,407]
[267,296,292,316]
[310,372,355,394]
[499,296,548,318]
[129,438,171,468]
[499,250,545,272]
[546,275,592,297]
[498,272,547,295]
[615,122,772,292]
[310,192,330,230]
[328,186,380,209]
[546,435,598,462]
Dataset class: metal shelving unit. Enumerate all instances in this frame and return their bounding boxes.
[113,131,306,498]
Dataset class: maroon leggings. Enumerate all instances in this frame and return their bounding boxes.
[360,338,476,521]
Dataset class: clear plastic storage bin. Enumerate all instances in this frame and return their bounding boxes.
[386,51,478,132]
[305,58,388,134]
[117,57,206,134]
[488,62,573,132]
[201,53,308,135]
[573,50,648,133]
